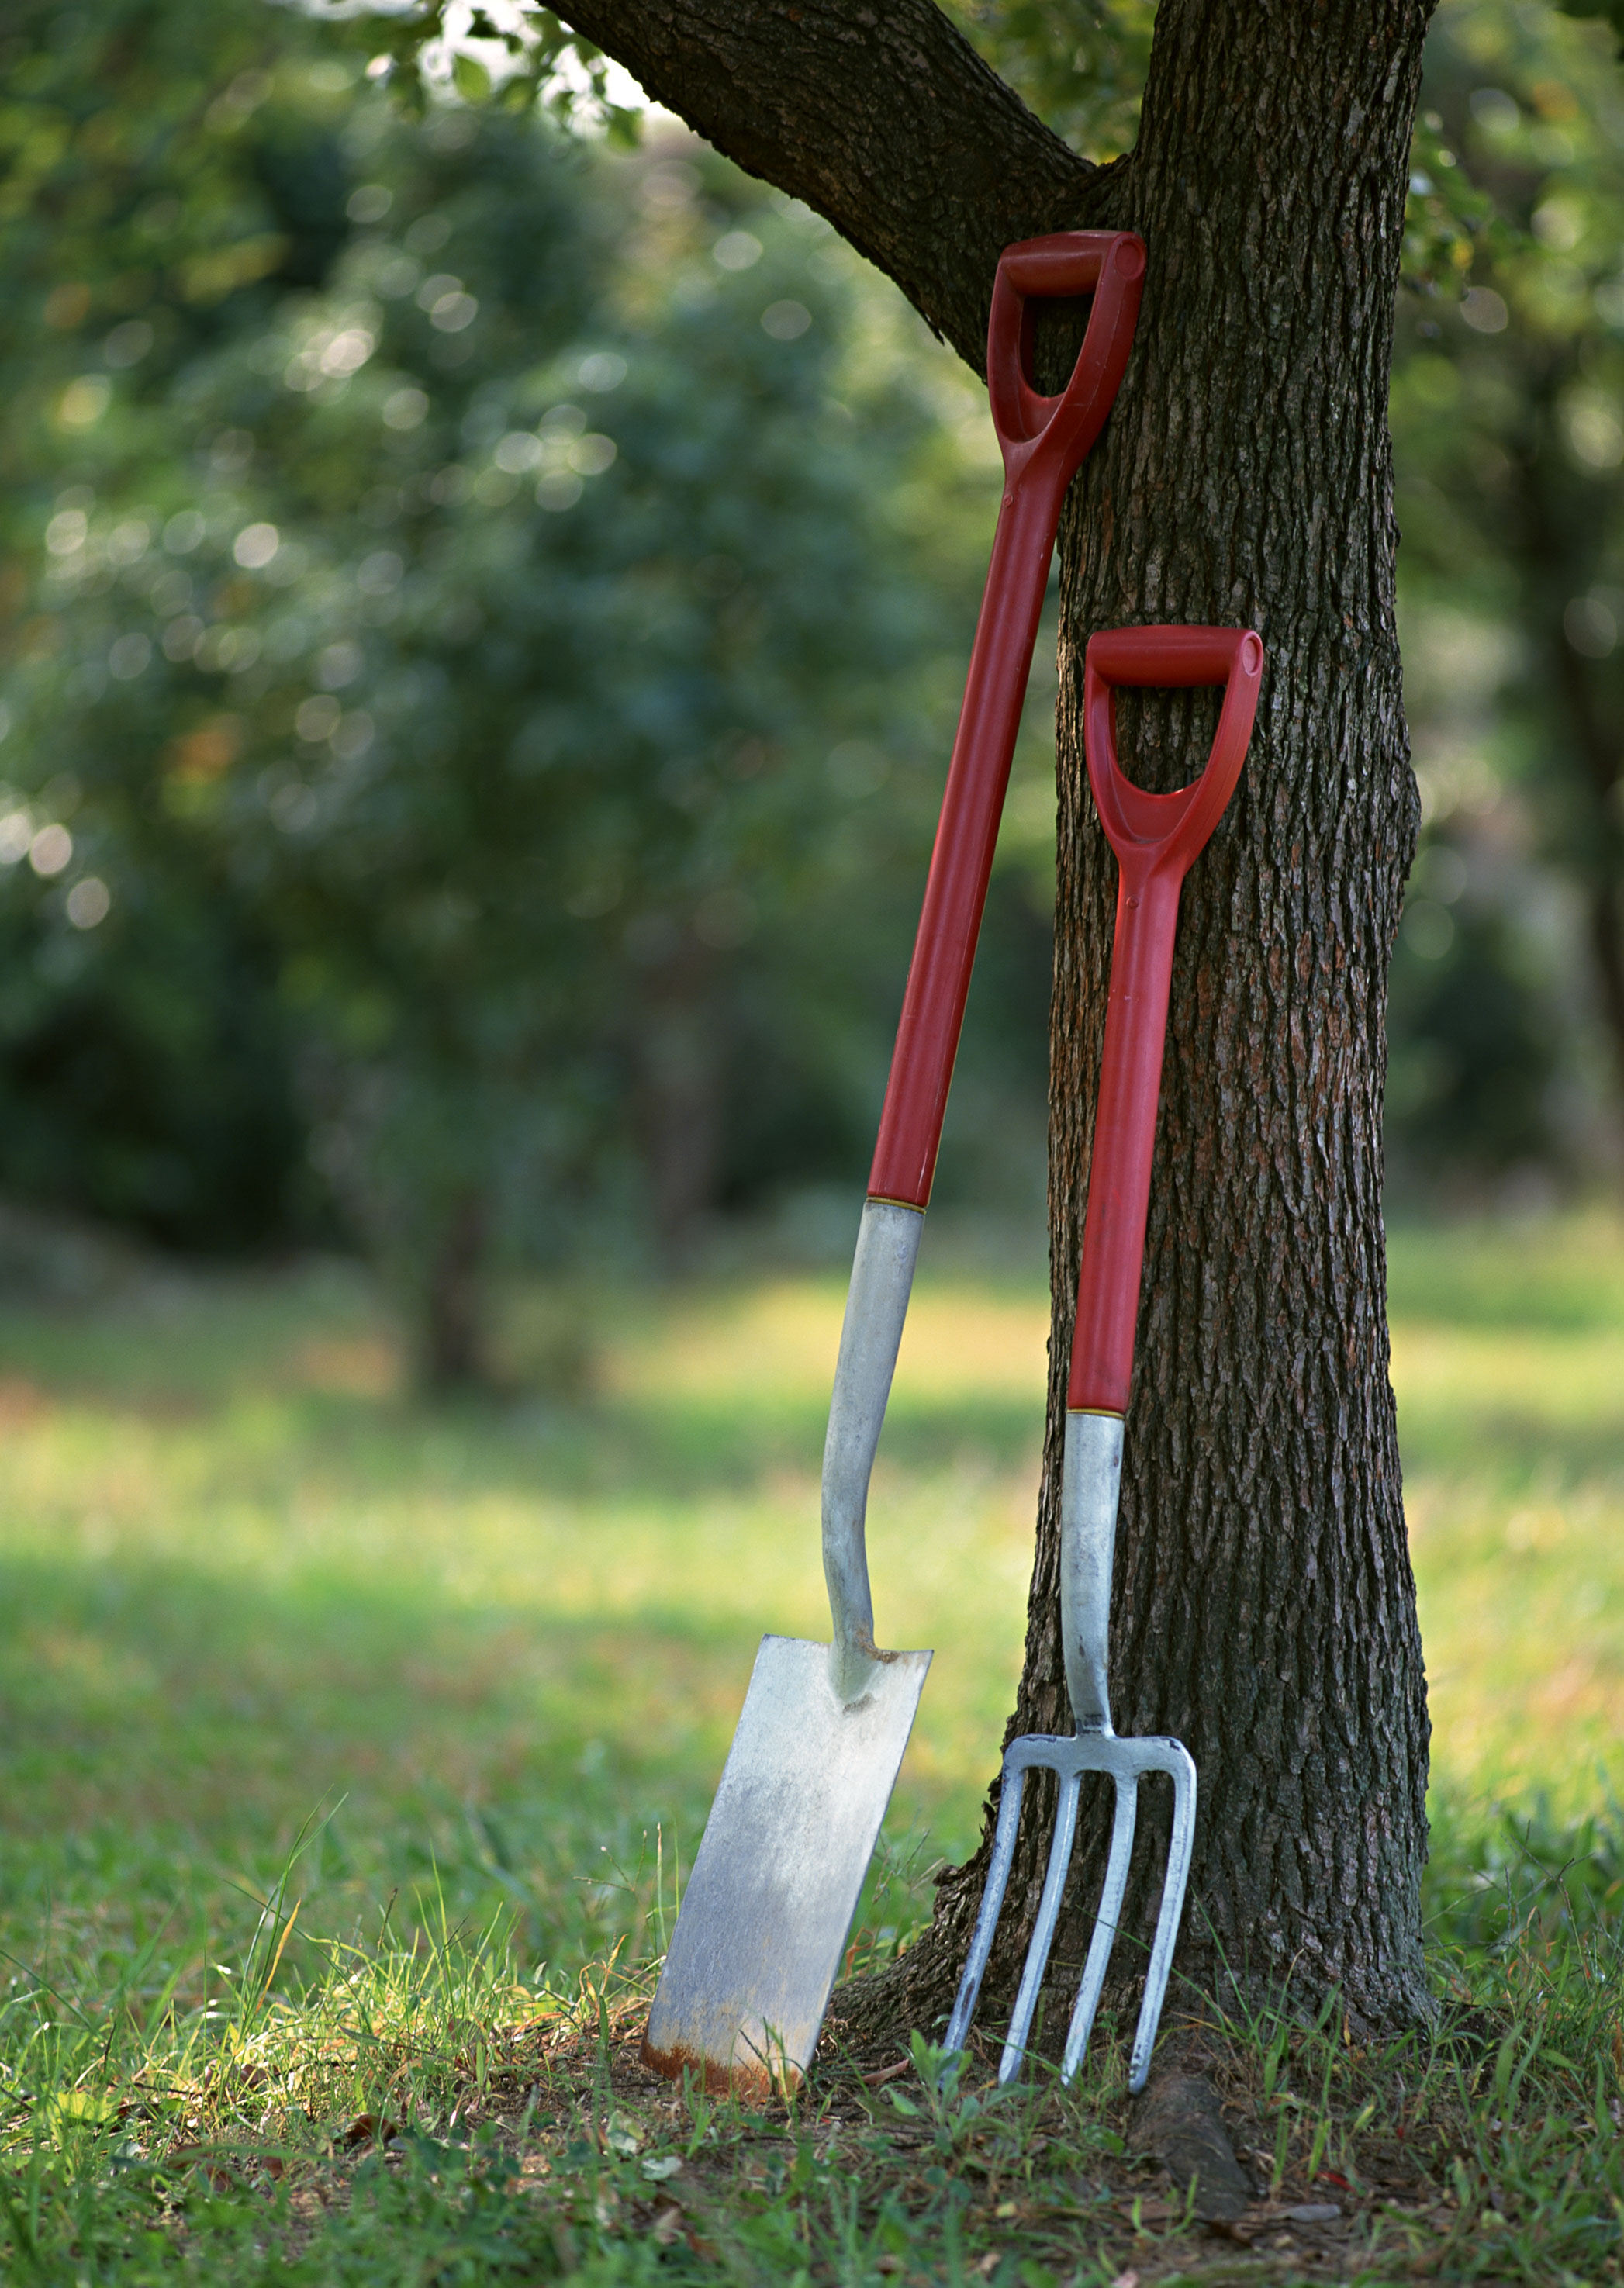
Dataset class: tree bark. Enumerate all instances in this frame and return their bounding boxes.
[570,0,1436,2037]
[973,0,1433,2040]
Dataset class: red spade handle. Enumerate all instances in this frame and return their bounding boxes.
[869,232,1147,1208]
[1066,627,1263,1414]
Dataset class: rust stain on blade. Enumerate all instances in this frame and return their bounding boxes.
[638,2034,790,2102]
[643,1634,930,2095]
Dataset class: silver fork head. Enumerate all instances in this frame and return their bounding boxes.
[942,1726,1196,2096]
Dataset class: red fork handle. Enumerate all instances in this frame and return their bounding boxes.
[1066,627,1263,1414]
[869,231,1147,1208]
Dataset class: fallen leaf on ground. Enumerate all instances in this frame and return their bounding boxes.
[650,2200,685,2246]
[164,2145,241,2192]
[342,2113,401,2149]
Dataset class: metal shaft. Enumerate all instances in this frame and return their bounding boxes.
[1059,1408,1125,1730]
[822,1199,924,1703]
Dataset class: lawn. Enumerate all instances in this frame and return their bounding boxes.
[0,1246,1049,1997]
[1,1211,1622,2280]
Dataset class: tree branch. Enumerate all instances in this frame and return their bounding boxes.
[558,0,1101,368]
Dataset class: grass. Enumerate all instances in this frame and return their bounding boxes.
[0,1210,1621,2279]
[1391,1215,1624,1813]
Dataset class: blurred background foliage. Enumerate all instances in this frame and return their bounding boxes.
[2,0,1624,1381]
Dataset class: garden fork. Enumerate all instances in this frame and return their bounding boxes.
[944,624,1264,2096]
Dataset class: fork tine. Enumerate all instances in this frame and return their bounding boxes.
[997,1768,1082,2082]
[1060,1769,1139,2083]
[1125,1748,1197,2094]
[950,1736,1194,2090]
[943,1759,1027,2054]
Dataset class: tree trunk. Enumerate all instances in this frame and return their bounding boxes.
[1512,364,1624,1115]
[1588,885,1624,1111]
[423,1188,488,1391]
[920,0,1434,2042]
[637,935,723,1263]
[568,0,1435,2037]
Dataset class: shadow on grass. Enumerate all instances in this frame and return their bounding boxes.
[0,1540,957,1999]
[0,1537,752,1985]
[616,1386,1042,1489]
[0,1267,999,2022]
[0,1308,1041,1505]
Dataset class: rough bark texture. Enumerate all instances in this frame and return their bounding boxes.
[568,0,1435,2037]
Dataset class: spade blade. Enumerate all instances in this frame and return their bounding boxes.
[642,1633,931,2094]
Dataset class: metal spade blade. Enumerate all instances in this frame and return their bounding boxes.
[642,1635,929,2093]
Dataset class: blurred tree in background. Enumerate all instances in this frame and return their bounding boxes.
[1386,0,1624,1194]
[0,0,342,1253]
[7,0,1624,1384]
[0,0,1054,1379]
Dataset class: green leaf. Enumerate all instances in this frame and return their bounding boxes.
[451,51,491,105]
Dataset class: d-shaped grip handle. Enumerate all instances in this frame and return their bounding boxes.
[987,230,1145,475]
[1084,627,1264,887]
[1067,625,1263,1416]
[866,233,1146,1213]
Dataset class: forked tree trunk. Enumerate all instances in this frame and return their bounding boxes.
[568,0,1435,2036]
